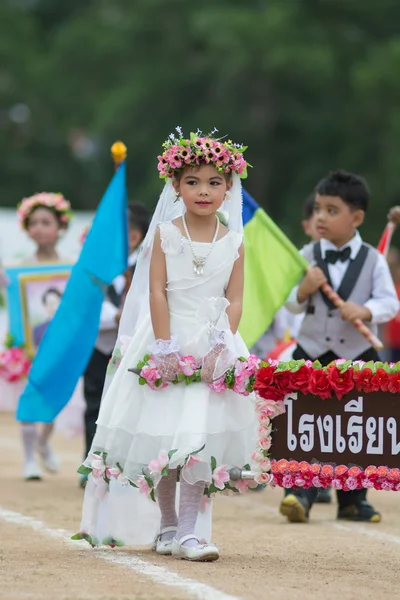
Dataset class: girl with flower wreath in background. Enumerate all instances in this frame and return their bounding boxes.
[76,129,259,562]
[0,193,85,480]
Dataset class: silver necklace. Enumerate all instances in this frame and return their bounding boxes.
[182,214,220,276]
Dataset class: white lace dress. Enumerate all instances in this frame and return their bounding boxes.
[78,222,257,547]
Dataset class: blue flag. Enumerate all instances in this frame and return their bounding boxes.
[17,163,128,422]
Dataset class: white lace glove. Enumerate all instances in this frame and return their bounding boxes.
[201,331,235,383]
[149,337,180,383]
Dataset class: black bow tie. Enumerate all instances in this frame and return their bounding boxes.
[324,246,351,264]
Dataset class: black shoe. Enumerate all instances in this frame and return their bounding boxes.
[337,500,381,523]
[315,487,332,504]
[279,494,310,523]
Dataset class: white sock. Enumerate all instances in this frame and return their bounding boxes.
[177,478,206,548]
[157,469,178,541]
[21,423,38,463]
[38,422,54,452]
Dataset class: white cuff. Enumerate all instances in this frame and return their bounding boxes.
[148,336,180,356]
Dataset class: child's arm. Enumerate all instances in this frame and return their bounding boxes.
[286,267,327,313]
[149,228,171,340]
[225,243,244,334]
[341,253,399,324]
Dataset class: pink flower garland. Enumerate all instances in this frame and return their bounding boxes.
[157,128,248,180]
[0,347,31,382]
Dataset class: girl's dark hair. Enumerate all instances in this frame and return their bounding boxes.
[128,203,150,239]
[42,287,62,304]
[315,170,370,212]
[26,205,67,229]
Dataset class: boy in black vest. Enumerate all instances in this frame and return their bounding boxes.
[280,170,399,523]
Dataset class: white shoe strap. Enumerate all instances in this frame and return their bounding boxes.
[160,526,177,534]
[176,534,199,547]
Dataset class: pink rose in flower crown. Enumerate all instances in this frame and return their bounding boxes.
[0,347,31,383]
[212,465,230,490]
[178,355,199,377]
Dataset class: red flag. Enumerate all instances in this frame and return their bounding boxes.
[377,222,396,257]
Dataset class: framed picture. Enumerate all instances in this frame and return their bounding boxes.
[4,261,74,356]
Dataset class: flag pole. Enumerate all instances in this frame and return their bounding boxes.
[110,141,131,299]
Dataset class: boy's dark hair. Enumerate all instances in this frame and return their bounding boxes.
[303,194,315,220]
[315,170,370,212]
[42,287,62,304]
[128,203,150,239]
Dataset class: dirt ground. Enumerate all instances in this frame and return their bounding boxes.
[1,412,400,600]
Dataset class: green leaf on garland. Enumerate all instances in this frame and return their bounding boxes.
[143,354,151,362]
[116,462,124,472]
[150,489,156,502]
[168,448,178,459]
[312,360,322,369]
[77,464,92,475]
[161,466,169,477]
[339,360,352,372]
[210,456,217,471]
[362,360,375,371]
[137,361,145,369]
[71,532,84,540]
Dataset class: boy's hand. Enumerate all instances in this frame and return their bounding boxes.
[340,301,372,323]
[297,267,327,303]
[388,206,400,225]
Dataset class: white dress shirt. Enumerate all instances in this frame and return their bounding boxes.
[286,231,399,325]
[99,249,140,331]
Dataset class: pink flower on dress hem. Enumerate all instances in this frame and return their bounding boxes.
[212,465,230,490]
[89,453,105,478]
[208,376,227,393]
[148,451,169,474]
[234,479,250,493]
[106,467,121,479]
[137,475,151,496]
[185,454,202,469]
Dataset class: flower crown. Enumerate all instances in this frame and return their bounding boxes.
[157,127,249,180]
[17,192,72,230]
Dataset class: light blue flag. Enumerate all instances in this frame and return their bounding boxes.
[17,162,128,423]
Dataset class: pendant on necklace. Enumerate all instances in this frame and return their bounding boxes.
[193,257,205,276]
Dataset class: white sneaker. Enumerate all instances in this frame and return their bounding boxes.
[37,443,60,473]
[153,526,177,556]
[171,535,219,562]
[24,460,43,481]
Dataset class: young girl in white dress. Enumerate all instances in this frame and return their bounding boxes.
[2,193,84,479]
[77,130,257,562]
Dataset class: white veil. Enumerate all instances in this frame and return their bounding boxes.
[102,173,244,396]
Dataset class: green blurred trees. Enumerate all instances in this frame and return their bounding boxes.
[1,0,400,245]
